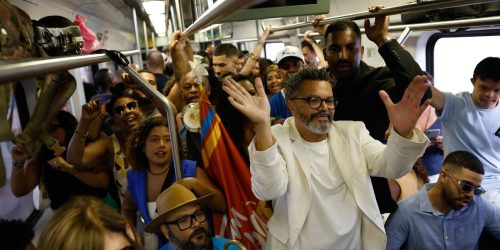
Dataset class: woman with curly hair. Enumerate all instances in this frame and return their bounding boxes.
[66,89,147,207]
[121,117,226,248]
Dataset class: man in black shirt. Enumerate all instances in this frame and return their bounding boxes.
[316,7,427,213]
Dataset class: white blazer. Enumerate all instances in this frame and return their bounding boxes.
[249,118,429,250]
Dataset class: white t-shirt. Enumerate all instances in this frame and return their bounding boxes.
[147,201,157,219]
[299,138,362,250]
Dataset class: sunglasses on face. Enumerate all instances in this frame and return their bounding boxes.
[446,172,486,196]
[114,101,138,115]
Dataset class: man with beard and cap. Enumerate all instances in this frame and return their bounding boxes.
[145,184,236,250]
[222,67,431,249]
[385,151,500,250]
[314,6,430,214]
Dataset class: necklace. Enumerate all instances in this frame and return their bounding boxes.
[148,167,168,175]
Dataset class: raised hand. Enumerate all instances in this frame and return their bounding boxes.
[222,77,270,126]
[303,30,316,45]
[312,15,328,36]
[379,75,431,138]
[364,5,391,47]
[48,156,75,173]
[81,100,101,122]
[259,25,274,44]
[11,145,29,164]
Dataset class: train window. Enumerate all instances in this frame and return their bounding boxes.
[428,30,500,94]
[264,42,285,61]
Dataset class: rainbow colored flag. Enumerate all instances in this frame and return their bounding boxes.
[199,91,271,250]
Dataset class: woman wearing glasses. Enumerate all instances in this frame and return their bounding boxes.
[66,90,146,207]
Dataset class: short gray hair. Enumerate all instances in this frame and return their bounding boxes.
[285,68,336,101]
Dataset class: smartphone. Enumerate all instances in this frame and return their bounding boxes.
[425,129,440,140]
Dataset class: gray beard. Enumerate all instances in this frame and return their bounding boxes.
[297,111,333,134]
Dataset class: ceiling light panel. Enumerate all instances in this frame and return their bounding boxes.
[143,0,165,15]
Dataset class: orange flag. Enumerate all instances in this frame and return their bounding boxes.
[199,90,271,249]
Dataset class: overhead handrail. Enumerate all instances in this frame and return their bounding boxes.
[182,0,268,37]
[0,6,144,85]
[0,50,140,84]
[298,15,500,37]
[104,50,182,180]
[269,0,500,32]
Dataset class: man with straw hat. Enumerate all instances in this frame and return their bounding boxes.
[145,184,238,250]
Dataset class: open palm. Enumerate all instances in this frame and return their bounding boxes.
[222,77,270,126]
[379,75,431,137]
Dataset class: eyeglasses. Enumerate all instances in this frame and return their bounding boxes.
[114,101,138,114]
[165,210,207,231]
[291,95,337,109]
[445,172,486,196]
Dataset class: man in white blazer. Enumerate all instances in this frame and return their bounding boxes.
[222,68,431,250]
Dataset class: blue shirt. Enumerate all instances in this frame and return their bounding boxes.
[385,183,500,250]
[159,237,238,250]
[421,119,444,176]
[439,92,500,190]
[269,90,291,121]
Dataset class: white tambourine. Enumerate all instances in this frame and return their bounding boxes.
[181,103,200,133]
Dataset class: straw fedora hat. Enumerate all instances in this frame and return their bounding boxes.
[144,183,214,233]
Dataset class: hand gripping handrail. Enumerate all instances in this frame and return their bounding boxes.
[268,0,500,32]
[299,15,500,37]
[182,0,267,37]
[104,50,183,180]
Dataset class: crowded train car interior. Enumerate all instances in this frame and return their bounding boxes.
[1,0,500,249]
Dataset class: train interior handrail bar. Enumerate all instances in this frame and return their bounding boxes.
[181,0,267,37]
[269,0,500,32]
[0,50,140,85]
[224,15,500,44]
[298,15,500,38]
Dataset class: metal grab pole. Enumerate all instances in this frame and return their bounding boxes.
[104,50,183,180]
[143,21,149,56]
[0,50,140,84]
[133,8,143,68]
[152,32,156,48]
[270,0,500,32]
[175,0,184,32]
[297,15,500,37]
[182,0,267,37]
